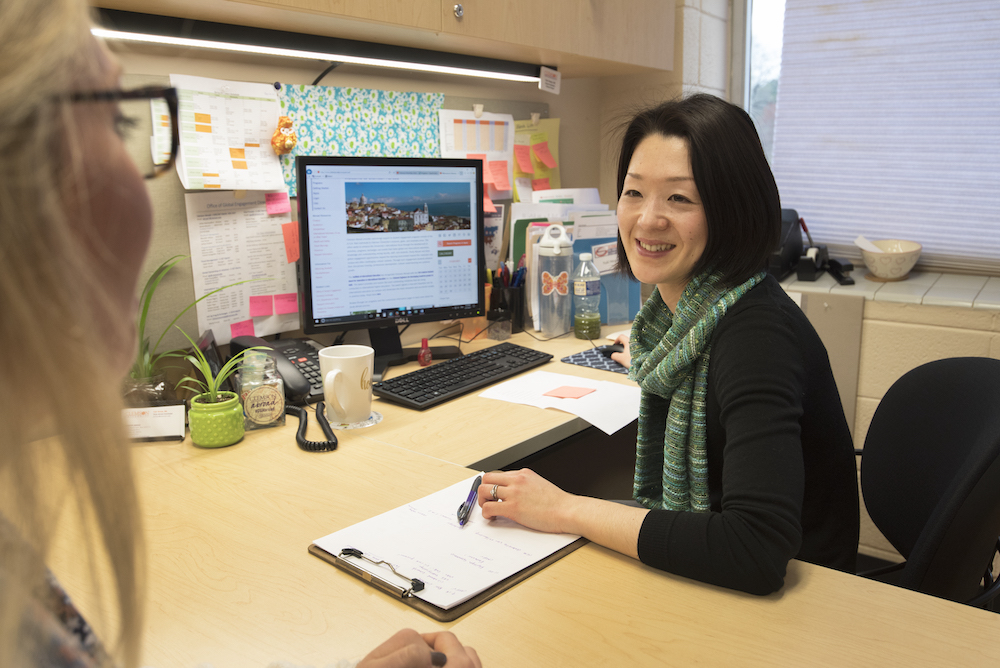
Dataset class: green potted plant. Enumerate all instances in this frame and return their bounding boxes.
[175,328,267,448]
[124,255,257,406]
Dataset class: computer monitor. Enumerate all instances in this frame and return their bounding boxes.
[296,155,486,381]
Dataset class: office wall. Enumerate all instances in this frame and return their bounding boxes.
[596,0,731,206]
[113,47,609,352]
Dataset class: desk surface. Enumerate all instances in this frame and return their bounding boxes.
[53,426,468,667]
[49,332,1000,667]
[449,546,1000,666]
[367,329,635,468]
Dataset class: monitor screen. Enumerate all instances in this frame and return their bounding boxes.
[296,155,486,379]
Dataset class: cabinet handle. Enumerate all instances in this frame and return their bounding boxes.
[453,4,464,19]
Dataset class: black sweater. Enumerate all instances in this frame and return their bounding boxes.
[636,275,859,595]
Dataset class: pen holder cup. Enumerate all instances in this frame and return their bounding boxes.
[487,309,512,341]
[496,286,525,334]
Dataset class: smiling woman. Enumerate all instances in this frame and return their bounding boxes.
[477,94,860,596]
[616,133,708,311]
[613,94,780,295]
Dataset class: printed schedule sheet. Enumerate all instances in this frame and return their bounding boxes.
[170,74,285,191]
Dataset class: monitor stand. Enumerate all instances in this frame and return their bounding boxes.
[368,325,461,382]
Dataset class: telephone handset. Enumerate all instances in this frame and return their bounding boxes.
[230,335,312,405]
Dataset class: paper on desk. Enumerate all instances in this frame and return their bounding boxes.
[531,187,601,205]
[572,210,618,240]
[313,475,580,610]
[479,370,639,435]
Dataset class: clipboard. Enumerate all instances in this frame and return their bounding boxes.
[308,475,587,621]
[308,537,586,621]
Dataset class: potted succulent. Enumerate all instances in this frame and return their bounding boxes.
[175,328,267,448]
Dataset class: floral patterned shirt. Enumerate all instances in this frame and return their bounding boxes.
[23,571,115,668]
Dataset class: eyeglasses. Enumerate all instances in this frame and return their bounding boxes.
[68,86,179,179]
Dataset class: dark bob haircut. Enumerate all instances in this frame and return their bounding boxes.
[615,94,780,287]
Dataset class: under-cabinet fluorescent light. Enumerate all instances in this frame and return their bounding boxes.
[92,9,546,84]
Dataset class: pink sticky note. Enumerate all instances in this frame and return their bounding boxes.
[543,386,596,399]
[281,221,300,263]
[532,177,551,192]
[467,153,494,184]
[249,295,274,317]
[483,192,497,213]
[489,160,510,191]
[230,319,255,339]
[266,191,291,215]
[531,141,558,169]
[274,292,299,315]
[513,144,534,173]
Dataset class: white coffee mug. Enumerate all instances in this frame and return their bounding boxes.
[319,345,374,424]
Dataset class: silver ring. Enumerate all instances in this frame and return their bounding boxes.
[491,484,499,501]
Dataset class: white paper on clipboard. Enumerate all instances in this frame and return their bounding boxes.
[312,476,580,610]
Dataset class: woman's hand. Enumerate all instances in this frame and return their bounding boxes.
[610,333,631,368]
[358,629,481,668]
[477,469,576,534]
[478,469,649,560]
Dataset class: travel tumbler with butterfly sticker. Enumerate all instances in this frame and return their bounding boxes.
[537,224,573,338]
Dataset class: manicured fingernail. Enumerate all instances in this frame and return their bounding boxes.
[431,650,448,666]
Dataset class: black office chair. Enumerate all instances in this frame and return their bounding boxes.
[857,357,1000,610]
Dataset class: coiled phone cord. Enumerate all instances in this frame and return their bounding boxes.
[285,403,338,452]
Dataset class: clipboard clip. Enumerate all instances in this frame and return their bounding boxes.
[337,547,425,597]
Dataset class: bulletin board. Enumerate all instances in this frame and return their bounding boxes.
[277,85,446,197]
[124,72,549,354]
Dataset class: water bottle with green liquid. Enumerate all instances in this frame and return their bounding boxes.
[573,252,602,339]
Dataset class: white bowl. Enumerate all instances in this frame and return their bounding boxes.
[860,239,922,281]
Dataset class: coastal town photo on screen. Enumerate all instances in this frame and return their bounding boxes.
[344,181,473,233]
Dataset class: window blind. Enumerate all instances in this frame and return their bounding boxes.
[772,0,1000,274]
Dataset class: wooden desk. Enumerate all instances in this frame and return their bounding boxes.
[365,328,635,468]
[52,427,471,667]
[49,333,1000,667]
[450,546,1000,666]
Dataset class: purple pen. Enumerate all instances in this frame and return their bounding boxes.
[457,475,482,526]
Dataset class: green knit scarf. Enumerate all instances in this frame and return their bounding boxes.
[628,270,765,511]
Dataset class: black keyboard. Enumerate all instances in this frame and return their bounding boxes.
[373,342,553,410]
[270,338,325,403]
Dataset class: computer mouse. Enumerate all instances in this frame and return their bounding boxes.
[596,343,624,358]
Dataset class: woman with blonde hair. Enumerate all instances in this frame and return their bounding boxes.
[0,0,147,663]
[0,1,478,666]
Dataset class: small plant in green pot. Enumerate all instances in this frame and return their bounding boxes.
[126,255,259,406]
[175,329,267,448]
